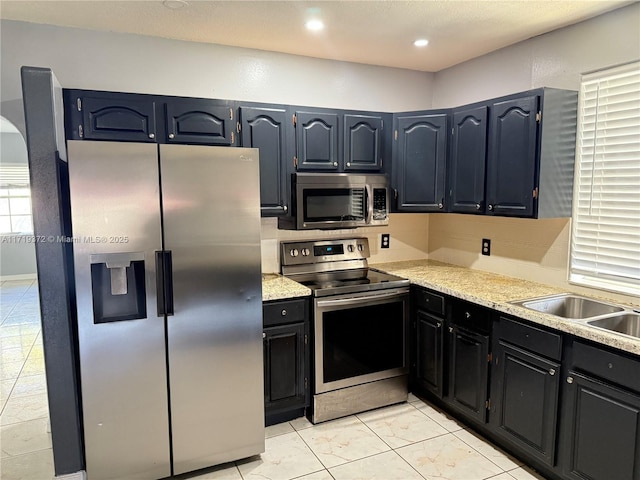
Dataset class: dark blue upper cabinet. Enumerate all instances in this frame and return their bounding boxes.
[70,92,157,142]
[344,114,383,171]
[486,95,539,217]
[240,106,292,217]
[449,106,487,214]
[164,99,235,146]
[295,111,339,171]
[395,113,448,212]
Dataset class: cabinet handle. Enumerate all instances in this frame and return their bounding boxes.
[168,133,175,139]
[283,205,288,213]
[476,203,481,210]
[262,332,266,339]
[549,368,556,376]
[149,133,155,139]
[438,202,444,209]
[488,204,494,211]
[436,322,442,328]
[346,162,351,167]
[333,162,338,167]
[465,311,471,319]
[448,326,454,333]
[567,376,573,384]
[281,309,287,316]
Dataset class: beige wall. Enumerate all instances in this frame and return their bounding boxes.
[427,4,640,306]
[261,213,429,273]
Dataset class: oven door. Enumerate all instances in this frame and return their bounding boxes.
[314,288,409,394]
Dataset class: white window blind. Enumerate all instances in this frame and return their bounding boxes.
[569,61,640,296]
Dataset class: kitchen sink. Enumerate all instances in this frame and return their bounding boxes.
[510,293,624,320]
[587,313,640,339]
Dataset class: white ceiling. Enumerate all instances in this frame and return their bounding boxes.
[0,0,634,72]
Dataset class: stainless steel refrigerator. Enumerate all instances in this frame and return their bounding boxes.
[67,140,264,479]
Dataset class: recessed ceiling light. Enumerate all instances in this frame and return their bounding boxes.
[413,39,429,47]
[305,19,325,32]
[163,0,188,10]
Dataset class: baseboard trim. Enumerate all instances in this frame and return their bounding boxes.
[55,472,86,480]
[0,273,37,282]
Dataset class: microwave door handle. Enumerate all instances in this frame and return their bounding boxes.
[365,184,373,224]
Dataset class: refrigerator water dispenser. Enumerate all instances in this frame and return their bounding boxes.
[90,253,146,323]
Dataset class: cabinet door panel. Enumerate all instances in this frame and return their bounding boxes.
[81,95,157,142]
[240,107,290,216]
[492,342,559,466]
[296,112,339,171]
[264,323,305,407]
[450,106,487,213]
[486,95,539,217]
[448,326,489,423]
[165,100,234,145]
[415,310,444,398]
[344,114,383,171]
[396,114,447,212]
[561,372,640,480]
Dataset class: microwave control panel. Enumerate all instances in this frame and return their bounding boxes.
[372,188,388,221]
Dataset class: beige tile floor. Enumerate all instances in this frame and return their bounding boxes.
[0,279,550,480]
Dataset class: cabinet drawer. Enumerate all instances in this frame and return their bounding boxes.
[572,341,640,393]
[452,301,491,333]
[414,288,446,316]
[263,299,307,327]
[497,317,562,361]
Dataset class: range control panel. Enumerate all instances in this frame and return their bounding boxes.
[280,238,370,266]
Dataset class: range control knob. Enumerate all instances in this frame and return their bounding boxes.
[290,248,299,257]
[301,248,310,256]
[347,245,355,252]
[357,244,364,251]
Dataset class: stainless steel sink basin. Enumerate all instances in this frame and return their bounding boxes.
[511,294,624,320]
[587,313,640,339]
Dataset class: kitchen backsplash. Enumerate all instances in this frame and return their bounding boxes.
[428,214,639,306]
[261,213,429,273]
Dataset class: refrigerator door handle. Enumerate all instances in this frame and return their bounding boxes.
[156,250,174,316]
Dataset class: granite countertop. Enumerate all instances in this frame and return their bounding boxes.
[371,259,640,356]
[262,274,311,302]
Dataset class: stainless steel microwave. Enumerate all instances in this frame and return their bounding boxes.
[278,173,390,230]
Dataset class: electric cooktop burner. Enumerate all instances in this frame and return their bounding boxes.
[280,238,410,297]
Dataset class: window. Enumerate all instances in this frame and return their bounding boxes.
[569,61,640,296]
[0,164,33,234]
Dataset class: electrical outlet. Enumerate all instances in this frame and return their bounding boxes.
[381,233,390,249]
[482,238,491,256]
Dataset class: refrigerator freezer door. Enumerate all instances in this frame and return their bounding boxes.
[68,141,170,480]
[160,145,264,475]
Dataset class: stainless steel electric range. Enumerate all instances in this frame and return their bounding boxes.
[281,237,410,423]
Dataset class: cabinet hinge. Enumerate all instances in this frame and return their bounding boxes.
[304,334,308,345]
[381,119,384,130]
[451,127,454,135]
[293,114,297,126]
[229,108,233,120]
[78,125,84,138]
[532,187,539,199]
[76,98,82,111]
[486,399,491,410]
[394,130,398,141]
[236,121,241,133]
[294,156,298,168]
[305,377,308,389]
[231,132,235,144]
[536,111,542,123]
[487,353,492,363]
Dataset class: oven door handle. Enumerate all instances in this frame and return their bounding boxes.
[316,290,407,308]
